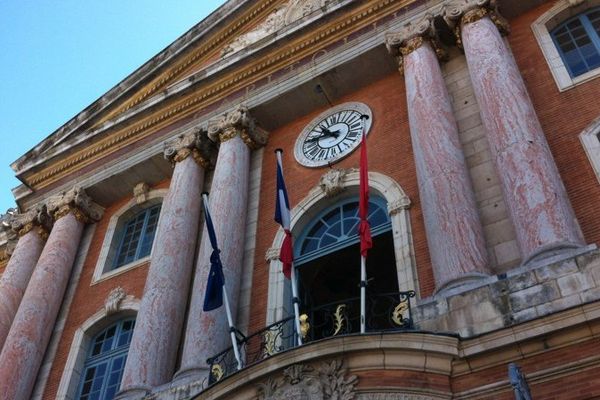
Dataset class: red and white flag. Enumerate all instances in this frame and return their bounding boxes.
[274,150,293,279]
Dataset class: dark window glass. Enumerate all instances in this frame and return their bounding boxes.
[113,204,161,269]
[552,8,600,77]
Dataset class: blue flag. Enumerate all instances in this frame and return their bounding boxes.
[202,195,225,312]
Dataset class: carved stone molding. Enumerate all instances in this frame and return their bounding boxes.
[104,287,127,315]
[319,168,349,198]
[568,0,585,7]
[355,394,445,400]
[443,0,510,48]
[163,128,216,169]
[2,204,53,240]
[388,196,412,215]
[385,15,447,73]
[221,0,335,57]
[257,359,357,400]
[208,105,267,149]
[46,187,103,224]
[265,247,281,262]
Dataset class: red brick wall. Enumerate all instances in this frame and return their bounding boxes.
[248,73,435,334]
[42,180,169,399]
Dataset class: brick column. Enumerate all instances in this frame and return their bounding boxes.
[175,105,267,383]
[386,16,489,292]
[445,0,585,264]
[117,130,215,397]
[0,187,102,400]
[0,205,52,350]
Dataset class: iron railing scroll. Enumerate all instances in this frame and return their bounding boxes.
[206,290,416,385]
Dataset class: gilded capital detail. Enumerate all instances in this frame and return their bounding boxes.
[443,0,510,48]
[385,15,447,74]
[208,105,267,150]
[2,205,53,240]
[46,187,103,224]
[164,128,216,169]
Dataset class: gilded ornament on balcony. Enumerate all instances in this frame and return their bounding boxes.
[299,314,310,339]
[332,304,346,336]
[392,299,409,326]
[211,363,224,382]
[263,329,278,357]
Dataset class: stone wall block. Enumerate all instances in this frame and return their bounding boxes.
[510,307,539,324]
[413,298,448,321]
[448,286,491,311]
[509,281,560,312]
[534,259,578,282]
[505,271,538,292]
[581,287,600,304]
[556,272,593,297]
[535,293,582,318]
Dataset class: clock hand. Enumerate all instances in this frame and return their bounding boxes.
[305,129,341,143]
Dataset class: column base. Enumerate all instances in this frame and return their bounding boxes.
[172,365,210,387]
[434,272,490,297]
[522,242,584,267]
[114,385,151,400]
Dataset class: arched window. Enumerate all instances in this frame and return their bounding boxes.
[112,204,161,269]
[551,7,600,78]
[76,319,135,400]
[296,197,391,264]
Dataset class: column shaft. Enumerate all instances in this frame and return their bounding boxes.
[119,156,205,395]
[0,213,84,400]
[461,16,584,262]
[0,230,45,350]
[178,134,250,380]
[405,41,489,290]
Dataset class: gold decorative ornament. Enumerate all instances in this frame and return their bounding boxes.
[263,329,277,357]
[332,304,346,336]
[164,129,216,169]
[392,299,409,326]
[299,314,310,339]
[443,0,510,49]
[45,187,103,224]
[211,364,224,382]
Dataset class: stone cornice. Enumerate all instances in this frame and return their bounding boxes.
[208,105,267,149]
[443,0,510,48]
[46,187,103,224]
[17,0,419,192]
[385,14,447,73]
[164,128,217,169]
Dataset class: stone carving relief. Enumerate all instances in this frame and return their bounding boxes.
[443,0,510,47]
[164,128,217,169]
[133,182,150,205]
[46,186,104,223]
[355,395,444,400]
[568,0,585,6]
[104,287,127,315]
[388,197,411,215]
[257,359,357,400]
[265,247,280,262]
[319,168,348,198]
[221,0,335,57]
[208,105,268,149]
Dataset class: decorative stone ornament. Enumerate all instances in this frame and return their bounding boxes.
[133,182,150,205]
[319,168,349,198]
[257,359,357,400]
[45,187,103,223]
[265,247,281,262]
[208,105,267,149]
[3,204,53,240]
[387,196,411,216]
[104,287,127,315]
[163,128,216,169]
[443,0,510,48]
[385,15,447,74]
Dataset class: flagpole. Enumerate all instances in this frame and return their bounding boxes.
[275,149,303,347]
[202,193,243,371]
[359,114,370,335]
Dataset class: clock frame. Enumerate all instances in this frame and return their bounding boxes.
[294,102,373,168]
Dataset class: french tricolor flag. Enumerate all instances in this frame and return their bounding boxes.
[274,149,293,279]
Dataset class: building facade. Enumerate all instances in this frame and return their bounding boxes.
[1,0,600,398]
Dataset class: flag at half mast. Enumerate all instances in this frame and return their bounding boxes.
[274,150,293,279]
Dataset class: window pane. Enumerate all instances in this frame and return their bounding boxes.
[553,14,600,77]
[114,205,161,268]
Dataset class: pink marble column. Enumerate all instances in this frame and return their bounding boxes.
[446,2,585,263]
[118,131,214,397]
[0,205,51,351]
[0,187,102,400]
[386,19,489,291]
[176,105,266,382]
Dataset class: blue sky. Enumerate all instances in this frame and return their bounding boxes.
[0,0,224,212]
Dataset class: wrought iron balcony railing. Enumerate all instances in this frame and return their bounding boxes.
[206,290,416,384]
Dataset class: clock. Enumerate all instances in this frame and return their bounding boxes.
[294,102,373,168]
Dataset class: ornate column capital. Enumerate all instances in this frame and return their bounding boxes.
[2,205,53,240]
[46,187,103,224]
[208,105,268,150]
[385,15,447,74]
[443,0,509,48]
[164,128,217,169]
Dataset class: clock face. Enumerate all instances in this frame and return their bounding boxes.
[294,102,372,168]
